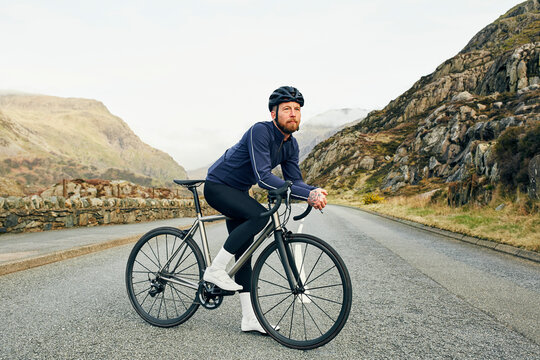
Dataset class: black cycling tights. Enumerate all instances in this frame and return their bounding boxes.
[204,181,270,293]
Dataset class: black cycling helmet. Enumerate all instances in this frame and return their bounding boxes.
[268,86,304,111]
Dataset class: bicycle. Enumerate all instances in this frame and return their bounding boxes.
[125,179,352,350]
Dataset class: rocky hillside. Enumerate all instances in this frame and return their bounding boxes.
[0,94,187,193]
[301,0,540,203]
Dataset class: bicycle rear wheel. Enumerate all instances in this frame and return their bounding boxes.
[125,226,204,327]
[251,233,352,350]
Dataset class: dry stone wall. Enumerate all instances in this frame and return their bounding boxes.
[0,195,215,234]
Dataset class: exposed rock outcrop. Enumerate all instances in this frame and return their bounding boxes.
[301,0,540,204]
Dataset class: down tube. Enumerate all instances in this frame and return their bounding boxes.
[228,222,275,277]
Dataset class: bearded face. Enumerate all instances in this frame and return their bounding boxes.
[272,101,301,134]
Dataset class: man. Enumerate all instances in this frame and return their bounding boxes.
[203,86,328,333]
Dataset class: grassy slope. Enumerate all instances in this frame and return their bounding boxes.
[329,193,539,252]
[0,95,187,189]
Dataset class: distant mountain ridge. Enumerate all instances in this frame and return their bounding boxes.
[0,94,187,192]
[295,108,371,161]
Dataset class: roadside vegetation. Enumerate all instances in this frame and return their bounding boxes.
[329,190,540,252]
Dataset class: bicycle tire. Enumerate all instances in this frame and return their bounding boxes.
[125,226,204,327]
[251,233,352,350]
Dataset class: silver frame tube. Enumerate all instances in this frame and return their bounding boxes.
[228,214,280,277]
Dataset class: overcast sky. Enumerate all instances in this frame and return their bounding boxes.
[0,0,520,170]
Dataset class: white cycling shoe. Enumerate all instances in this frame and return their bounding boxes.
[239,292,279,334]
[241,316,280,334]
[203,267,242,292]
[204,248,243,292]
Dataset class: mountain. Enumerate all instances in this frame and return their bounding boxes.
[0,94,187,193]
[301,0,540,203]
[295,108,370,161]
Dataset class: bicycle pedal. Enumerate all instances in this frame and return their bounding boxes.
[210,287,235,296]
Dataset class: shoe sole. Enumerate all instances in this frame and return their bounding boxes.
[203,275,242,292]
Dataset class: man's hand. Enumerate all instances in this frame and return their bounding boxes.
[308,188,328,210]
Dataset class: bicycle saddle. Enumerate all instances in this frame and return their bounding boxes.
[174,179,205,187]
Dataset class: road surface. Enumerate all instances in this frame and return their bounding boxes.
[1,205,539,359]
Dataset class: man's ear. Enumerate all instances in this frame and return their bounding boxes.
[271,110,276,121]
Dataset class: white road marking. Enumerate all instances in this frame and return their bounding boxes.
[294,215,310,303]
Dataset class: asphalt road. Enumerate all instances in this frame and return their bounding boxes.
[1,205,539,359]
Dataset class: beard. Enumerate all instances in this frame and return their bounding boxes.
[277,120,300,134]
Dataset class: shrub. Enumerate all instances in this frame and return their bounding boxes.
[363,193,385,204]
[494,124,540,192]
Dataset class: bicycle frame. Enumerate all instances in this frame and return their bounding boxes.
[160,185,303,293]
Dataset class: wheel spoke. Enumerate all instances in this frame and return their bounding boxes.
[304,265,337,287]
[262,292,294,317]
[132,279,150,285]
[273,294,297,330]
[301,298,307,341]
[148,294,158,314]
[263,251,289,283]
[134,259,157,275]
[134,285,151,297]
[303,250,323,285]
[147,241,161,269]
[166,234,170,261]
[301,299,324,336]
[303,283,343,292]
[304,292,342,305]
[257,289,292,298]
[288,293,297,338]
[155,236,161,268]
[139,291,150,307]
[176,261,199,275]
[169,283,192,311]
[302,293,337,322]
[171,242,190,273]
[138,248,160,270]
[169,285,179,318]
[258,277,290,291]
[161,290,168,319]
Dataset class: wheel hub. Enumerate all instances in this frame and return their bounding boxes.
[148,278,166,297]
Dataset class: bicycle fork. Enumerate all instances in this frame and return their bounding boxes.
[272,212,305,294]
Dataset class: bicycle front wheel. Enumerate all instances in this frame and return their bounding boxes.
[251,233,352,350]
[125,226,204,327]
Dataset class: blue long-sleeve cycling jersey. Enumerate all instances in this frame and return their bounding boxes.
[206,121,316,200]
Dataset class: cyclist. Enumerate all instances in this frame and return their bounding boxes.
[203,86,327,334]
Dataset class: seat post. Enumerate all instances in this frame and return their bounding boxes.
[189,186,203,215]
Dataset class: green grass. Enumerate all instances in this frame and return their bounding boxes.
[491,223,521,234]
[450,214,496,229]
[407,207,435,217]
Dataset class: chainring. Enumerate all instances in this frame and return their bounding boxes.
[198,282,224,310]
